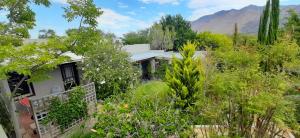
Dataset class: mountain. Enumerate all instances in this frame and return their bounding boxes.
[191,5,300,35]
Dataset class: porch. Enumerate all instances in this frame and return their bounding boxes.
[16,82,96,138]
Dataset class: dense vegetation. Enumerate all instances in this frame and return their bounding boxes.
[82,37,140,99]
[0,0,300,137]
[122,14,196,51]
[44,87,88,131]
[122,29,150,45]
[93,81,192,137]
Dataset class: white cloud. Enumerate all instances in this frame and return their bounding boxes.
[140,6,146,9]
[139,0,180,5]
[117,2,128,8]
[98,8,152,37]
[187,0,267,21]
[127,11,137,15]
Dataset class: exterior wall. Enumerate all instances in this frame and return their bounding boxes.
[0,62,86,100]
[31,68,65,100]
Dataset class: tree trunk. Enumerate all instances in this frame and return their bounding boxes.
[9,99,21,138]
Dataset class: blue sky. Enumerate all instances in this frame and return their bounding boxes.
[1,0,300,38]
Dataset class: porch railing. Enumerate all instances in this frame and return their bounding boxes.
[29,82,96,138]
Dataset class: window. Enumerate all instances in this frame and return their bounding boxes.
[7,72,35,98]
[60,63,80,90]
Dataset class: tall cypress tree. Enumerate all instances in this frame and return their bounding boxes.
[233,23,239,47]
[258,0,271,44]
[258,0,280,45]
[272,0,280,41]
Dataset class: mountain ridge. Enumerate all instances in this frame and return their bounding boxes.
[191,4,300,35]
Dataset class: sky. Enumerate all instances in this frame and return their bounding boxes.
[1,0,300,38]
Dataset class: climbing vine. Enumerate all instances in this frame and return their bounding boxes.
[44,87,88,131]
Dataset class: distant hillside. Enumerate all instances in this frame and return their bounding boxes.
[191,5,300,35]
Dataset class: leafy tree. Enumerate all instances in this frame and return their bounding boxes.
[165,42,204,110]
[160,15,196,51]
[83,38,140,99]
[63,0,103,54]
[122,29,149,45]
[0,38,69,137]
[258,0,280,45]
[0,0,50,46]
[38,29,56,38]
[198,42,300,137]
[149,23,175,50]
[195,32,233,50]
[284,9,300,45]
[0,0,102,136]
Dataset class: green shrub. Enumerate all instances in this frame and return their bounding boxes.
[44,87,88,131]
[286,95,300,122]
[83,41,141,99]
[153,59,169,80]
[92,81,193,137]
[195,32,233,51]
[165,42,204,110]
[0,96,13,136]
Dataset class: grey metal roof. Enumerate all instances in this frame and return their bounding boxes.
[130,51,206,62]
[122,44,151,54]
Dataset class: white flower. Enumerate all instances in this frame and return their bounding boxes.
[96,68,99,71]
[100,80,106,84]
[82,67,85,71]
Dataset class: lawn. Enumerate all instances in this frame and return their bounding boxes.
[132,81,170,104]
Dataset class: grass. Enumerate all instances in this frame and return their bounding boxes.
[132,81,170,104]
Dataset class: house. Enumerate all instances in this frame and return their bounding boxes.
[122,44,206,80]
[0,40,96,138]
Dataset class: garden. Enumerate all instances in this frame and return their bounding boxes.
[0,0,300,137]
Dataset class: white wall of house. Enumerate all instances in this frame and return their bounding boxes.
[31,68,65,99]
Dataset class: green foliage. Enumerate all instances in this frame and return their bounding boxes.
[83,40,140,99]
[63,0,102,28]
[64,28,103,54]
[195,32,233,51]
[0,96,13,135]
[38,29,56,38]
[149,23,175,50]
[234,34,258,47]
[154,60,169,79]
[93,81,192,137]
[258,0,280,45]
[122,29,149,45]
[160,14,197,51]
[0,38,69,83]
[260,40,300,73]
[0,0,50,46]
[198,41,300,137]
[69,130,93,138]
[45,87,88,131]
[286,95,300,122]
[63,0,102,55]
[165,42,204,110]
[284,9,300,45]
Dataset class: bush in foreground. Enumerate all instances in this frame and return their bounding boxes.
[92,81,192,137]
